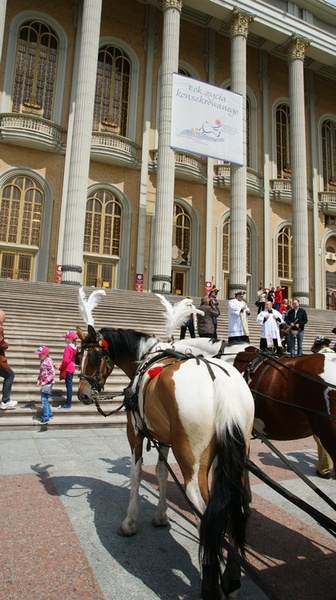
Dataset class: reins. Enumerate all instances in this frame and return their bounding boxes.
[243,351,336,421]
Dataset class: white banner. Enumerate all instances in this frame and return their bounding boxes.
[171,73,243,165]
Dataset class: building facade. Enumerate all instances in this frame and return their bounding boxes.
[1,0,336,307]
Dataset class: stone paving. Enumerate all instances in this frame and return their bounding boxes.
[0,427,335,600]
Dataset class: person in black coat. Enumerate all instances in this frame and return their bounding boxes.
[285,299,308,357]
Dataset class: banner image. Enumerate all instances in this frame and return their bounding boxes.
[171,73,243,165]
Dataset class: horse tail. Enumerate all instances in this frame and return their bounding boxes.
[199,423,250,598]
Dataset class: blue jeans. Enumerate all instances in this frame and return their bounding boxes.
[0,366,15,403]
[289,329,304,357]
[41,392,53,420]
[65,372,73,406]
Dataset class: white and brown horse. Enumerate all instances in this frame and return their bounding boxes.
[77,325,255,599]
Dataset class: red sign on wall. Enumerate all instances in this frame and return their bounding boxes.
[135,273,143,292]
[55,265,62,284]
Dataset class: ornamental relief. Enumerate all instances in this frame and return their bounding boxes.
[287,36,310,62]
[160,0,183,12]
[229,11,253,38]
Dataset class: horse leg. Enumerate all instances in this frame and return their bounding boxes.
[152,444,169,528]
[118,425,144,537]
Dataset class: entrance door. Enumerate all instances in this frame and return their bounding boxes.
[84,260,116,288]
[172,270,186,295]
[0,251,33,280]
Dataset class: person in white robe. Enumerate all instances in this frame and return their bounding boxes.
[228,291,250,343]
[257,300,284,355]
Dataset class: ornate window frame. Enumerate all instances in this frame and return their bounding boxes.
[2,10,67,124]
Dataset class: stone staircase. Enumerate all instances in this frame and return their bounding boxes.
[0,278,335,430]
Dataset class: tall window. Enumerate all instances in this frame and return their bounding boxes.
[322,119,336,189]
[172,204,191,265]
[93,45,131,136]
[276,104,291,176]
[84,190,122,256]
[0,176,43,246]
[12,21,58,120]
[222,217,251,274]
[278,225,293,280]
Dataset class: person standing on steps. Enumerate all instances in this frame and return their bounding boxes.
[56,331,78,409]
[34,345,55,424]
[285,299,308,357]
[228,291,250,344]
[0,310,17,410]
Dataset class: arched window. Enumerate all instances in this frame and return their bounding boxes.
[172,203,191,265]
[93,45,131,136]
[278,225,293,280]
[321,119,336,189]
[84,190,122,256]
[12,20,58,120]
[222,217,251,274]
[276,104,291,177]
[0,175,43,245]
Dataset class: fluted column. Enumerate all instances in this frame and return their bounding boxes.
[151,0,182,293]
[228,10,253,297]
[61,0,102,284]
[288,35,310,306]
[0,0,8,62]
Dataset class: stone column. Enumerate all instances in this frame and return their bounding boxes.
[228,10,253,298]
[0,0,8,62]
[61,0,102,284]
[135,5,156,292]
[287,35,310,306]
[151,0,182,293]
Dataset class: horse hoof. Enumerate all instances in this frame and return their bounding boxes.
[117,524,137,537]
[151,516,169,528]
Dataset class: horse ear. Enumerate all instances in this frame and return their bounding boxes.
[88,324,97,340]
[77,327,85,341]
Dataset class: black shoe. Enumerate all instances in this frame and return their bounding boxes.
[316,470,331,479]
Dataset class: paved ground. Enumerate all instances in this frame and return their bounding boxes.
[0,426,335,600]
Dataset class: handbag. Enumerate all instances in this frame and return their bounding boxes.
[40,383,53,395]
[59,370,66,381]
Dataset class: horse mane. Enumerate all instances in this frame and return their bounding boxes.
[99,327,158,362]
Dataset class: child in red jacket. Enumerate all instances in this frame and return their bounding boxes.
[56,331,78,409]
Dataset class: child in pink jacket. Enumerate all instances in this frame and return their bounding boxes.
[56,331,77,409]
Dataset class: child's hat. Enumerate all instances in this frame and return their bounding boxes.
[34,345,50,355]
[61,331,77,340]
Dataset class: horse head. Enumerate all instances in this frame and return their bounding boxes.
[77,325,113,404]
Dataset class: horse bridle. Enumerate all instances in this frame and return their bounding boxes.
[78,341,113,394]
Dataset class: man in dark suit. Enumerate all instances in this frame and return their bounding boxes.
[285,299,308,357]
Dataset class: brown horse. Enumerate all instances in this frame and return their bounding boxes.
[233,348,336,469]
[77,325,255,599]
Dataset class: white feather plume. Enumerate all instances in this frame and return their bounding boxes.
[78,287,106,326]
[156,294,204,340]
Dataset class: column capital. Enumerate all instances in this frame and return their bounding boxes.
[287,34,310,63]
[160,0,182,13]
[229,9,254,39]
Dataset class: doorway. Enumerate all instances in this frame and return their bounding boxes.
[0,251,33,280]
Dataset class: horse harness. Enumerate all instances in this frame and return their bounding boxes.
[241,350,336,421]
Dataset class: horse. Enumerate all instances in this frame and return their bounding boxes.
[77,325,255,599]
[233,348,336,469]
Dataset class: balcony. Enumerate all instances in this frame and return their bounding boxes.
[269,178,292,203]
[149,150,207,183]
[214,164,264,197]
[90,131,141,168]
[318,191,336,215]
[0,112,66,152]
